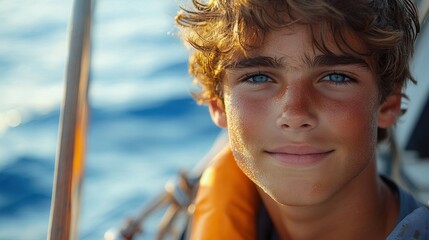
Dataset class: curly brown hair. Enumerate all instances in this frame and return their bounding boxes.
[176,0,419,105]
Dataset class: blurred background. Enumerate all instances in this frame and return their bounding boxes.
[0,1,220,239]
[0,0,428,240]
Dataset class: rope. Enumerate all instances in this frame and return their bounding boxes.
[104,131,228,240]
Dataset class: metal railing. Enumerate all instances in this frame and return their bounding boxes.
[47,0,93,239]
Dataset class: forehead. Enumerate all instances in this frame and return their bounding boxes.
[231,22,373,70]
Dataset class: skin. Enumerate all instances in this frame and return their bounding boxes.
[209,22,402,239]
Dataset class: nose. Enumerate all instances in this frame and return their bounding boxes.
[276,85,317,131]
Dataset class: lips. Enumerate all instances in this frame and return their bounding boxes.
[265,146,334,166]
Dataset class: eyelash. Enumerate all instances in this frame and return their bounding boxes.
[321,72,354,85]
[241,73,273,84]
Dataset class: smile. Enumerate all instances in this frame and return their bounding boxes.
[265,146,334,166]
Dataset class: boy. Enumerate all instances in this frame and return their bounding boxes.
[176,0,429,239]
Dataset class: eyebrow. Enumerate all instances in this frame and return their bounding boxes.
[226,54,370,70]
[227,56,284,69]
[310,54,370,69]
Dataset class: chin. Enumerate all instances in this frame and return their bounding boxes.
[258,178,333,207]
[273,193,325,206]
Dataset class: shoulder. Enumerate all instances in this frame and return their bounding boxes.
[381,175,429,239]
[387,206,429,240]
[381,175,425,220]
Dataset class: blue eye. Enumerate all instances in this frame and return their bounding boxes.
[245,74,272,84]
[322,73,351,85]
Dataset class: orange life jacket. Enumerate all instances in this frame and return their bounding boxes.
[190,145,260,239]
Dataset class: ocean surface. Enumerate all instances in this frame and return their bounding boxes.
[0,1,220,239]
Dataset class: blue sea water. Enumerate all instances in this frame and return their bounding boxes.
[0,1,220,239]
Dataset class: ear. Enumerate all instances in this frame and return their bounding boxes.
[208,98,227,128]
[377,89,402,129]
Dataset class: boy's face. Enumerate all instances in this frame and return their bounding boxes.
[209,23,402,206]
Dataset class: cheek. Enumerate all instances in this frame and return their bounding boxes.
[325,96,379,148]
[223,93,275,176]
[225,93,271,133]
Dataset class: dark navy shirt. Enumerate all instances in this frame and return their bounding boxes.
[384,176,429,240]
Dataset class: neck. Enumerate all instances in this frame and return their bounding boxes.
[259,163,399,240]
